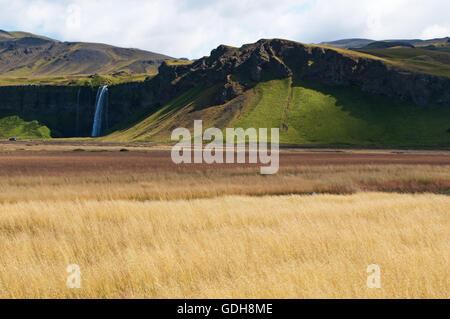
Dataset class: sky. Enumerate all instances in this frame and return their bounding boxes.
[0,0,449,59]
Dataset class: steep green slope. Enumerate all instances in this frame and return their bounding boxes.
[0,115,51,139]
[103,84,254,142]
[282,81,450,146]
[232,78,450,146]
[103,77,450,147]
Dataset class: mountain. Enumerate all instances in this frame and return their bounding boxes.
[101,39,450,147]
[393,37,450,51]
[320,37,450,50]
[355,38,450,78]
[320,37,450,77]
[0,30,172,76]
[359,41,415,49]
[319,38,374,49]
[1,37,449,146]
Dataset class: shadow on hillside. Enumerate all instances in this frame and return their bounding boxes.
[289,76,450,147]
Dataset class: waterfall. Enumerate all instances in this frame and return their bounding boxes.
[91,85,109,137]
[76,88,81,136]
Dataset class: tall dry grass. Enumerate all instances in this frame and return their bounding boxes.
[0,193,448,299]
[0,164,448,203]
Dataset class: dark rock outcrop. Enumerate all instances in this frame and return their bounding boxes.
[154,39,450,106]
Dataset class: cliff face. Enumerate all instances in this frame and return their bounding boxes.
[0,82,157,137]
[155,39,450,106]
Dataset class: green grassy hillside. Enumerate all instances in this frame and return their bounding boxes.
[320,37,450,77]
[0,73,152,86]
[103,77,450,147]
[0,115,51,139]
[357,47,450,77]
[319,38,374,49]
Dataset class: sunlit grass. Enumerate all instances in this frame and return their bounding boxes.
[0,192,447,298]
[0,146,447,298]
[0,164,448,203]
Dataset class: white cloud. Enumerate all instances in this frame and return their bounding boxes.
[0,0,449,59]
[421,24,450,39]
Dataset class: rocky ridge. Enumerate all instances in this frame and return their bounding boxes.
[155,39,450,106]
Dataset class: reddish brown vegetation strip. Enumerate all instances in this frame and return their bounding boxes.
[361,180,450,194]
[0,150,449,177]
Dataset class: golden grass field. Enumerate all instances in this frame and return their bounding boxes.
[0,143,448,299]
[0,193,448,299]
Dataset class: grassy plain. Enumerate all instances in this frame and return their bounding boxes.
[0,144,448,298]
[0,192,448,299]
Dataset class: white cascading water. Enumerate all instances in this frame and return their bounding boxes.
[91,85,108,137]
[76,88,81,136]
